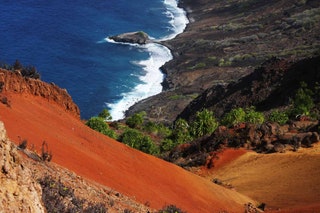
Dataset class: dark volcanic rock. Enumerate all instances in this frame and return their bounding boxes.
[178,56,320,121]
[109,31,150,45]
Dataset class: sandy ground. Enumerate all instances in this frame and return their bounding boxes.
[208,146,320,212]
[0,92,255,213]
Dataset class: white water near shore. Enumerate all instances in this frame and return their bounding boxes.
[106,0,189,120]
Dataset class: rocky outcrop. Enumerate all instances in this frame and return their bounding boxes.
[109,31,150,45]
[166,120,320,168]
[0,121,45,212]
[0,69,80,118]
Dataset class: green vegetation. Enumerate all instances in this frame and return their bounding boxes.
[120,128,159,155]
[171,118,192,144]
[218,58,232,67]
[86,116,117,139]
[98,108,112,121]
[268,110,289,125]
[86,83,319,156]
[126,111,146,129]
[0,59,41,79]
[290,82,314,117]
[244,106,265,124]
[143,122,172,138]
[190,109,219,138]
[222,107,264,126]
[221,107,246,127]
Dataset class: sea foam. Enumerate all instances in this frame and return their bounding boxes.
[107,0,188,120]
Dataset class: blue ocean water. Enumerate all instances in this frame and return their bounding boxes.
[0,0,187,120]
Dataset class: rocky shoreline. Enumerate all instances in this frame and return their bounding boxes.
[126,0,320,123]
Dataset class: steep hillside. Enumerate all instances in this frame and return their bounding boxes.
[0,69,256,212]
[127,0,320,123]
[179,56,320,121]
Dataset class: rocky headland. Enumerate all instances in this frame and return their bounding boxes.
[126,0,320,123]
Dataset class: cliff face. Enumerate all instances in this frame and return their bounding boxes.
[0,121,45,213]
[0,69,80,118]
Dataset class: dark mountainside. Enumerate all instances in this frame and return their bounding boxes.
[127,0,320,123]
[179,56,320,121]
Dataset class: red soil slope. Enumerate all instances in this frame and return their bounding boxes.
[0,91,254,212]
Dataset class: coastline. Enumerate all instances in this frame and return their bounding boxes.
[108,0,189,121]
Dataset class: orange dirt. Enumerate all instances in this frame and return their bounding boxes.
[209,146,320,212]
[212,148,248,171]
[0,92,254,213]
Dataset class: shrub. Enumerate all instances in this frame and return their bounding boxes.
[245,106,265,124]
[171,118,192,144]
[13,59,23,70]
[290,82,314,117]
[221,107,246,127]
[120,128,159,154]
[98,108,112,121]
[126,111,146,129]
[190,109,219,138]
[158,204,186,213]
[86,117,109,132]
[160,138,176,152]
[143,122,172,138]
[21,65,40,79]
[39,176,107,213]
[86,117,117,139]
[268,110,289,125]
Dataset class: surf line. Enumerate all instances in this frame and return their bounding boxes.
[106,0,189,121]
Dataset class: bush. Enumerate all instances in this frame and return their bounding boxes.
[221,107,246,127]
[120,128,159,154]
[86,117,117,139]
[143,122,172,138]
[268,110,289,125]
[39,176,107,213]
[98,108,112,121]
[86,117,109,132]
[160,139,176,152]
[245,107,265,124]
[190,109,219,138]
[126,111,146,129]
[171,118,192,144]
[290,82,314,117]
[158,204,186,213]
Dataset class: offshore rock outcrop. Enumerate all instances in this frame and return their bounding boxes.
[109,31,150,45]
[0,69,80,118]
[0,121,45,212]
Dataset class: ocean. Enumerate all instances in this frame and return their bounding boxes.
[0,0,188,120]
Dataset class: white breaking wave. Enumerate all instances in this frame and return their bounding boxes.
[161,0,189,40]
[107,44,172,120]
[106,0,189,121]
